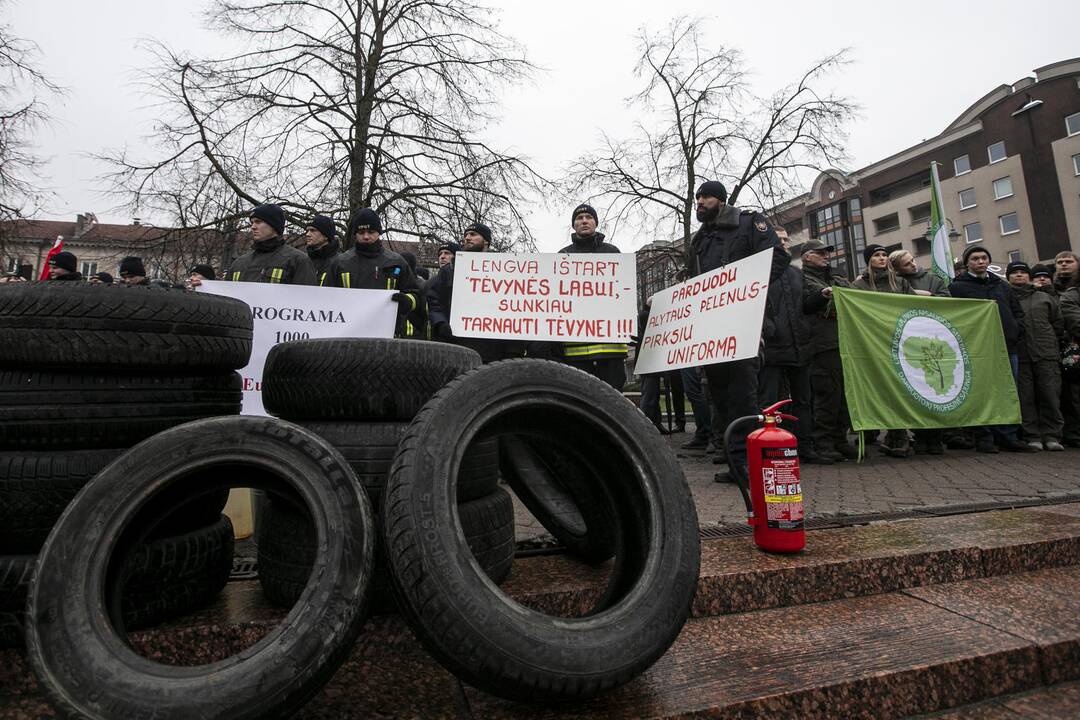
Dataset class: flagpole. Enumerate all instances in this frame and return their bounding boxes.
[928,162,952,285]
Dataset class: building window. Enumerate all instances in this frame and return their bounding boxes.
[913,237,931,255]
[964,222,983,244]
[80,261,98,277]
[992,176,1013,200]
[958,188,977,210]
[1068,112,1080,137]
[908,202,931,224]
[4,257,18,273]
[999,212,1020,236]
[1073,153,1080,176]
[987,141,1006,164]
[872,213,899,235]
[954,154,971,175]
[1008,250,1022,263]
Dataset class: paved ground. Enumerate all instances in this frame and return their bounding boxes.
[511,423,1080,540]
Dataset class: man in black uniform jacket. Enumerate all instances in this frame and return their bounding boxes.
[324,207,423,338]
[305,214,340,286]
[224,204,317,286]
[690,180,787,481]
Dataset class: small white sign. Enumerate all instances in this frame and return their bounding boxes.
[197,281,396,415]
[634,248,772,374]
[449,253,638,342]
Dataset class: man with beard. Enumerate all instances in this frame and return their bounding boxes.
[324,208,423,338]
[558,203,628,390]
[305,215,339,286]
[690,181,787,481]
[222,204,317,286]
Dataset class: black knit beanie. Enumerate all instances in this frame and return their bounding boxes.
[347,208,382,239]
[307,215,336,242]
[464,223,492,248]
[119,256,146,277]
[571,203,598,226]
[863,244,887,266]
[695,181,728,202]
[49,251,77,274]
[189,264,216,281]
[250,203,286,236]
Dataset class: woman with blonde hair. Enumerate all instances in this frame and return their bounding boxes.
[853,245,914,294]
[889,249,950,297]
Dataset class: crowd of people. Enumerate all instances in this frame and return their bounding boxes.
[7,186,1080,483]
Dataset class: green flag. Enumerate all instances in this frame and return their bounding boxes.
[834,287,1020,430]
[928,161,953,285]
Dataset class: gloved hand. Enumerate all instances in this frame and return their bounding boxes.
[436,322,453,340]
[390,292,412,305]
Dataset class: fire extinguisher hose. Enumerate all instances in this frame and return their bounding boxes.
[723,415,762,516]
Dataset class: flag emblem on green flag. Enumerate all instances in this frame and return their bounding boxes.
[835,288,1020,430]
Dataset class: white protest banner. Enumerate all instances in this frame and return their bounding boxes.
[197,281,396,415]
[634,248,772,374]
[450,253,637,342]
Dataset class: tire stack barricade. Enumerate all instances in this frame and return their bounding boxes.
[0,282,253,647]
[259,338,514,612]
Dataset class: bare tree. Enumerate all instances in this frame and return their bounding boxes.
[100,0,546,257]
[0,1,60,224]
[566,16,855,259]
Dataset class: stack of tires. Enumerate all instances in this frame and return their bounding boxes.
[0,283,253,646]
[258,338,514,612]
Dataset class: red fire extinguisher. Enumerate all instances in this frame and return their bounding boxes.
[724,399,805,553]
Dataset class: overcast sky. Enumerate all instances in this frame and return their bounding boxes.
[10,0,1080,252]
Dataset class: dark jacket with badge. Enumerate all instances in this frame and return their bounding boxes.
[690,205,788,283]
[307,241,340,287]
[558,231,626,361]
[1011,284,1063,362]
[763,262,807,367]
[227,237,317,286]
[801,263,851,356]
[948,271,1024,354]
[324,241,423,338]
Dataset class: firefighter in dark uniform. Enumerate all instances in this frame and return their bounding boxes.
[324,207,423,338]
[691,181,788,481]
[225,204,317,285]
[427,222,524,363]
[305,214,340,286]
[558,203,628,390]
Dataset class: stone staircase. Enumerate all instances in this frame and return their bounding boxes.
[3,502,1080,719]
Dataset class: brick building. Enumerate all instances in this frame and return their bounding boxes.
[770,57,1080,279]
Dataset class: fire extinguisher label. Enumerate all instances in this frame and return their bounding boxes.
[761,447,804,530]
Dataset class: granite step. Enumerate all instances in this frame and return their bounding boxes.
[3,504,1080,717]
[906,678,1080,718]
[7,565,1079,719]
[506,503,1080,617]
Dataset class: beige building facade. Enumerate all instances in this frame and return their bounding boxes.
[772,58,1080,278]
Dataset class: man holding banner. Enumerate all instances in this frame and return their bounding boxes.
[226,203,317,286]
[325,208,424,339]
[558,203,628,390]
[690,181,787,480]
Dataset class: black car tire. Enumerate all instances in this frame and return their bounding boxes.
[499,435,617,563]
[0,371,242,449]
[296,420,499,510]
[262,338,481,420]
[382,360,700,702]
[26,416,376,719]
[0,283,252,371]
[257,487,514,611]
